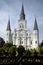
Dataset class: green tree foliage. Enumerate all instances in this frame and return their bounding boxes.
[38,46,43,55]
[17,45,25,56]
[25,49,31,57]
[16,45,25,65]
[0,37,5,47]
[0,42,43,64]
[3,43,13,47]
[30,49,38,56]
[8,45,16,56]
[0,47,5,57]
[3,43,13,52]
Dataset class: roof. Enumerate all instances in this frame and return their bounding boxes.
[20,4,25,20]
[6,18,11,31]
[34,18,38,30]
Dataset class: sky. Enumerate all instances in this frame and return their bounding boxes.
[0,0,43,43]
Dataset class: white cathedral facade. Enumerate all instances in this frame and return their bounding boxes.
[5,4,39,49]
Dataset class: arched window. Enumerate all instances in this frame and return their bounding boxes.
[35,41,37,43]
[27,33,28,36]
[20,25,21,28]
[31,41,32,44]
[22,41,23,44]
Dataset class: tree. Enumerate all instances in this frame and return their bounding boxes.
[0,37,5,47]
[0,47,5,57]
[3,43,13,52]
[8,45,16,57]
[38,46,43,55]
[30,49,38,56]
[40,40,43,46]
[17,45,25,65]
[17,45,25,56]
[3,43,13,47]
[25,49,31,56]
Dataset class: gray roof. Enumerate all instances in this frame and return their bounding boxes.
[20,4,25,20]
[34,18,38,30]
[6,19,11,31]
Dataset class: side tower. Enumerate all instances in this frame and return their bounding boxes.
[5,18,12,43]
[31,18,39,49]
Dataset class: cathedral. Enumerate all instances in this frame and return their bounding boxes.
[5,4,39,50]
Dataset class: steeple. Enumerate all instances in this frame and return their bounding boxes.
[6,18,11,31]
[34,18,38,30]
[20,4,25,20]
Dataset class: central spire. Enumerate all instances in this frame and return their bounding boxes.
[20,4,25,20]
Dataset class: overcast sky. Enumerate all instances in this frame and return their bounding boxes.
[0,0,43,43]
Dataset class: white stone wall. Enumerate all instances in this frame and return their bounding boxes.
[26,30,31,49]
[7,27,39,49]
[31,30,39,49]
[18,20,27,29]
[6,31,12,43]
[13,28,33,50]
